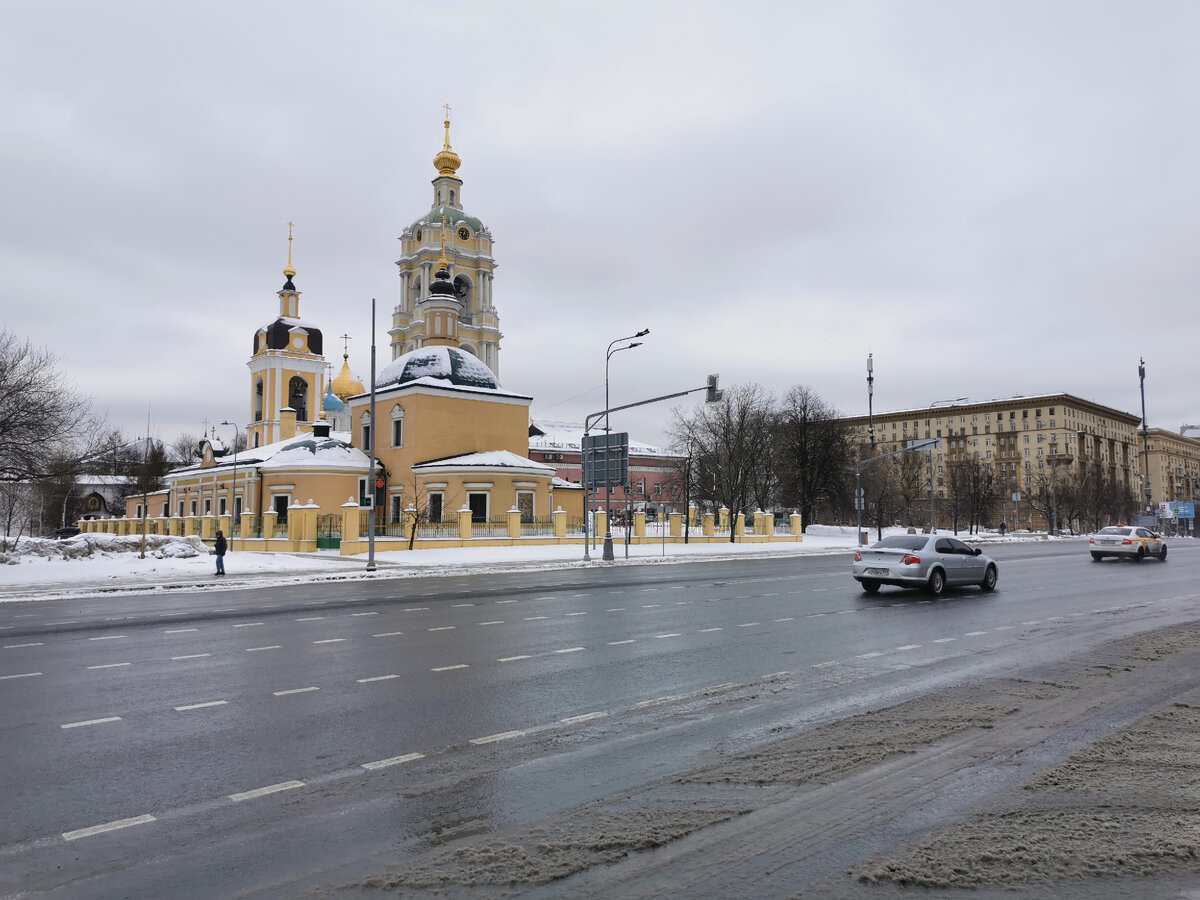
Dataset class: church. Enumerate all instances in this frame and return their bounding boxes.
[113,112,583,552]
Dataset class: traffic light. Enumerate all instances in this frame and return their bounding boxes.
[706,374,723,403]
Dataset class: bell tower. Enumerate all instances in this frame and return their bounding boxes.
[390,107,503,374]
[246,225,329,448]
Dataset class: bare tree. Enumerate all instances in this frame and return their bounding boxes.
[0,330,102,485]
[773,386,853,531]
[169,432,204,467]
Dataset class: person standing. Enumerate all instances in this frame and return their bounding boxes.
[214,530,227,576]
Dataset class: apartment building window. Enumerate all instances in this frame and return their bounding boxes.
[1036,409,1042,417]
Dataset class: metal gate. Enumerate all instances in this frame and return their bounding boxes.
[316,514,341,550]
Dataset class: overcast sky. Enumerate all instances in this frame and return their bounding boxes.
[4,1,1198,452]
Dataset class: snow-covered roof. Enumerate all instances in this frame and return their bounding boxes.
[376,345,500,391]
[167,431,367,476]
[412,450,556,473]
[528,419,671,456]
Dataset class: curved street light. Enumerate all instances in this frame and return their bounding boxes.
[602,329,649,561]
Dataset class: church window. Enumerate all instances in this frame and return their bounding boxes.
[468,492,489,523]
[449,189,455,204]
[360,411,372,451]
[253,433,260,448]
[391,405,404,447]
[391,494,403,524]
[288,376,308,422]
[254,378,264,421]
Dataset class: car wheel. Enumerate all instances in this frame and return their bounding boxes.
[1160,545,1168,562]
[1134,546,1145,562]
[861,580,881,594]
[1090,552,1103,562]
[980,564,998,592]
[927,568,946,597]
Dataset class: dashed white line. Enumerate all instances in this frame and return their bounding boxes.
[372,631,404,638]
[175,700,228,711]
[773,617,795,622]
[451,603,475,608]
[273,687,318,696]
[636,695,680,707]
[432,664,469,672]
[361,752,424,770]
[495,599,518,604]
[478,621,504,626]
[63,814,155,841]
[811,661,839,668]
[932,638,956,644]
[964,631,988,636]
[357,674,400,683]
[171,654,211,660]
[554,647,585,654]
[313,638,346,645]
[498,655,531,662]
[566,612,588,617]
[427,626,456,632]
[229,780,305,802]
[0,672,41,680]
[654,633,681,639]
[606,608,626,612]
[641,604,661,608]
[88,635,125,641]
[896,644,921,651]
[62,716,121,729]
[351,612,379,617]
[296,616,325,622]
[994,625,1015,631]
[246,645,281,652]
[523,616,548,621]
[737,622,761,628]
[403,607,431,612]
[561,711,608,724]
[606,640,636,646]
[164,628,197,634]
[857,651,883,659]
[234,623,264,628]
[87,663,131,670]
[470,730,524,744]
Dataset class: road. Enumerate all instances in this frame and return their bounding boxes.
[2,539,1198,897]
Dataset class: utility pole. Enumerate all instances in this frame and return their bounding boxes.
[1138,357,1153,518]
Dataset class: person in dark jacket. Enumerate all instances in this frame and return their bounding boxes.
[214,530,227,576]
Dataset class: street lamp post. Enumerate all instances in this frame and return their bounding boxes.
[928,397,967,532]
[603,328,649,561]
[1138,357,1153,518]
[867,353,875,451]
[220,420,241,550]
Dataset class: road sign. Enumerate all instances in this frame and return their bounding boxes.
[582,432,629,489]
[906,438,940,451]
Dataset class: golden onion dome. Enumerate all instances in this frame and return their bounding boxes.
[332,357,366,401]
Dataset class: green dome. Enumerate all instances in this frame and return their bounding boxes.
[410,205,485,234]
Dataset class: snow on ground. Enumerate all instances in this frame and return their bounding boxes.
[0,526,1057,603]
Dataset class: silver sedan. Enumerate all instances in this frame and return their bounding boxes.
[852,534,998,596]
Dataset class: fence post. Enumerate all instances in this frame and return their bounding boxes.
[553,507,568,538]
[262,509,277,540]
[507,506,521,539]
[734,513,746,537]
[457,505,473,540]
[702,513,715,536]
[633,511,646,538]
[719,507,730,532]
[669,512,682,538]
[790,513,803,537]
[341,498,360,543]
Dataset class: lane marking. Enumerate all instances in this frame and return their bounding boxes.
[313,638,347,645]
[470,730,524,744]
[357,674,399,683]
[273,687,318,696]
[607,640,636,646]
[523,616,548,621]
[373,632,404,638]
[229,780,305,802]
[478,621,504,626]
[964,631,988,636]
[606,608,626,612]
[737,622,761,628]
[761,671,790,679]
[641,604,661,609]
[246,645,281,652]
[432,664,469,672]
[451,603,475,608]
[427,626,456,632]
[351,612,379,617]
[699,627,723,633]
[812,661,839,668]
[175,700,228,711]
[554,647,585,654]
[295,616,325,622]
[234,623,264,628]
[63,814,155,841]
[496,599,518,604]
[896,644,921,651]
[857,652,883,659]
[403,607,430,612]
[0,672,41,680]
[994,625,1015,631]
[362,752,424,770]
[636,695,679,707]
[560,711,607,724]
[498,655,531,662]
[62,716,121,729]
[932,638,956,643]
[47,620,79,625]
[773,617,795,622]
[566,612,588,617]
[88,635,125,641]
[87,663,131,670]
[654,633,681,639]
[164,628,198,634]
[172,654,211,660]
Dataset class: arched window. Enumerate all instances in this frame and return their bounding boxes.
[254,378,264,421]
[288,376,308,421]
[390,404,405,448]
[453,275,473,313]
[360,410,372,452]
[449,189,455,205]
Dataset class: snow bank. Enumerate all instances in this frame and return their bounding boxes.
[0,533,209,565]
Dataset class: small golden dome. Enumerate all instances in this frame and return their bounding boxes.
[433,111,461,178]
[332,357,365,401]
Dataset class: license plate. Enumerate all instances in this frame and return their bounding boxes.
[865,568,888,576]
